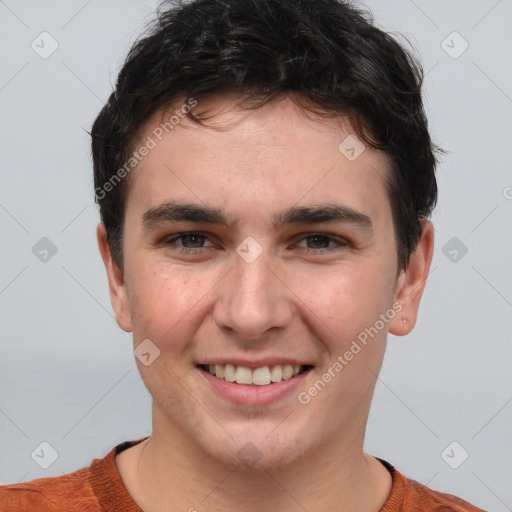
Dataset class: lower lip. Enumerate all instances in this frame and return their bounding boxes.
[197,366,313,405]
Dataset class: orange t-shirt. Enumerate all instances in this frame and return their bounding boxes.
[0,437,485,511]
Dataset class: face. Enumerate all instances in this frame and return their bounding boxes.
[98,94,433,471]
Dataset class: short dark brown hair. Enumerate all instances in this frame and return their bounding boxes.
[91,0,441,274]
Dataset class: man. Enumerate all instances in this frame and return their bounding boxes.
[0,0,485,510]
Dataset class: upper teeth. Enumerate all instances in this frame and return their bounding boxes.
[206,364,302,386]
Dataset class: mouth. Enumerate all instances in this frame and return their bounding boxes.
[197,363,314,386]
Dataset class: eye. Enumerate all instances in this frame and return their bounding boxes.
[163,232,215,254]
[295,233,348,254]
[161,231,349,257]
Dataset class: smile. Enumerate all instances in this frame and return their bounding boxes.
[198,364,313,386]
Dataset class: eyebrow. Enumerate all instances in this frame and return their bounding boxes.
[141,200,373,232]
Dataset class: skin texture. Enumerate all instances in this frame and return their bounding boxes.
[97,94,434,512]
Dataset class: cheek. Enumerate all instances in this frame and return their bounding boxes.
[127,261,209,346]
[289,262,395,344]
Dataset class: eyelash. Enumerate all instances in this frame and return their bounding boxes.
[162,232,348,255]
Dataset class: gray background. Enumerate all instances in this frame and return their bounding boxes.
[0,1,511,510]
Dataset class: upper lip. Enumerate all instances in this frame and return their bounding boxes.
[197,359,314,369]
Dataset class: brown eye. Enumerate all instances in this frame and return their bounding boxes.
[178,234,207,248]
[295,233,348,254]
[163,232,215,254]
[305,235,332,249]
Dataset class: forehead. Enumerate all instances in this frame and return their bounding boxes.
[125,96,392,229]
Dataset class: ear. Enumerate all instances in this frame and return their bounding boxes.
[96,222,132,332]
[389,220,434,336]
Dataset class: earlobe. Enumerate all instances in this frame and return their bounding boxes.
[389,220,434,337]
[96,222,133,332]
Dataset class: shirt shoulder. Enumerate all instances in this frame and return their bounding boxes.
[0,467,100,512]
[378,458,486,512]
[405,477,486,511]
[0,438,146,512]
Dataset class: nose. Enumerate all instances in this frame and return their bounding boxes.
[213,247,293,340]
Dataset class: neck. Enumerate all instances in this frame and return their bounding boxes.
[117,416,392,512]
